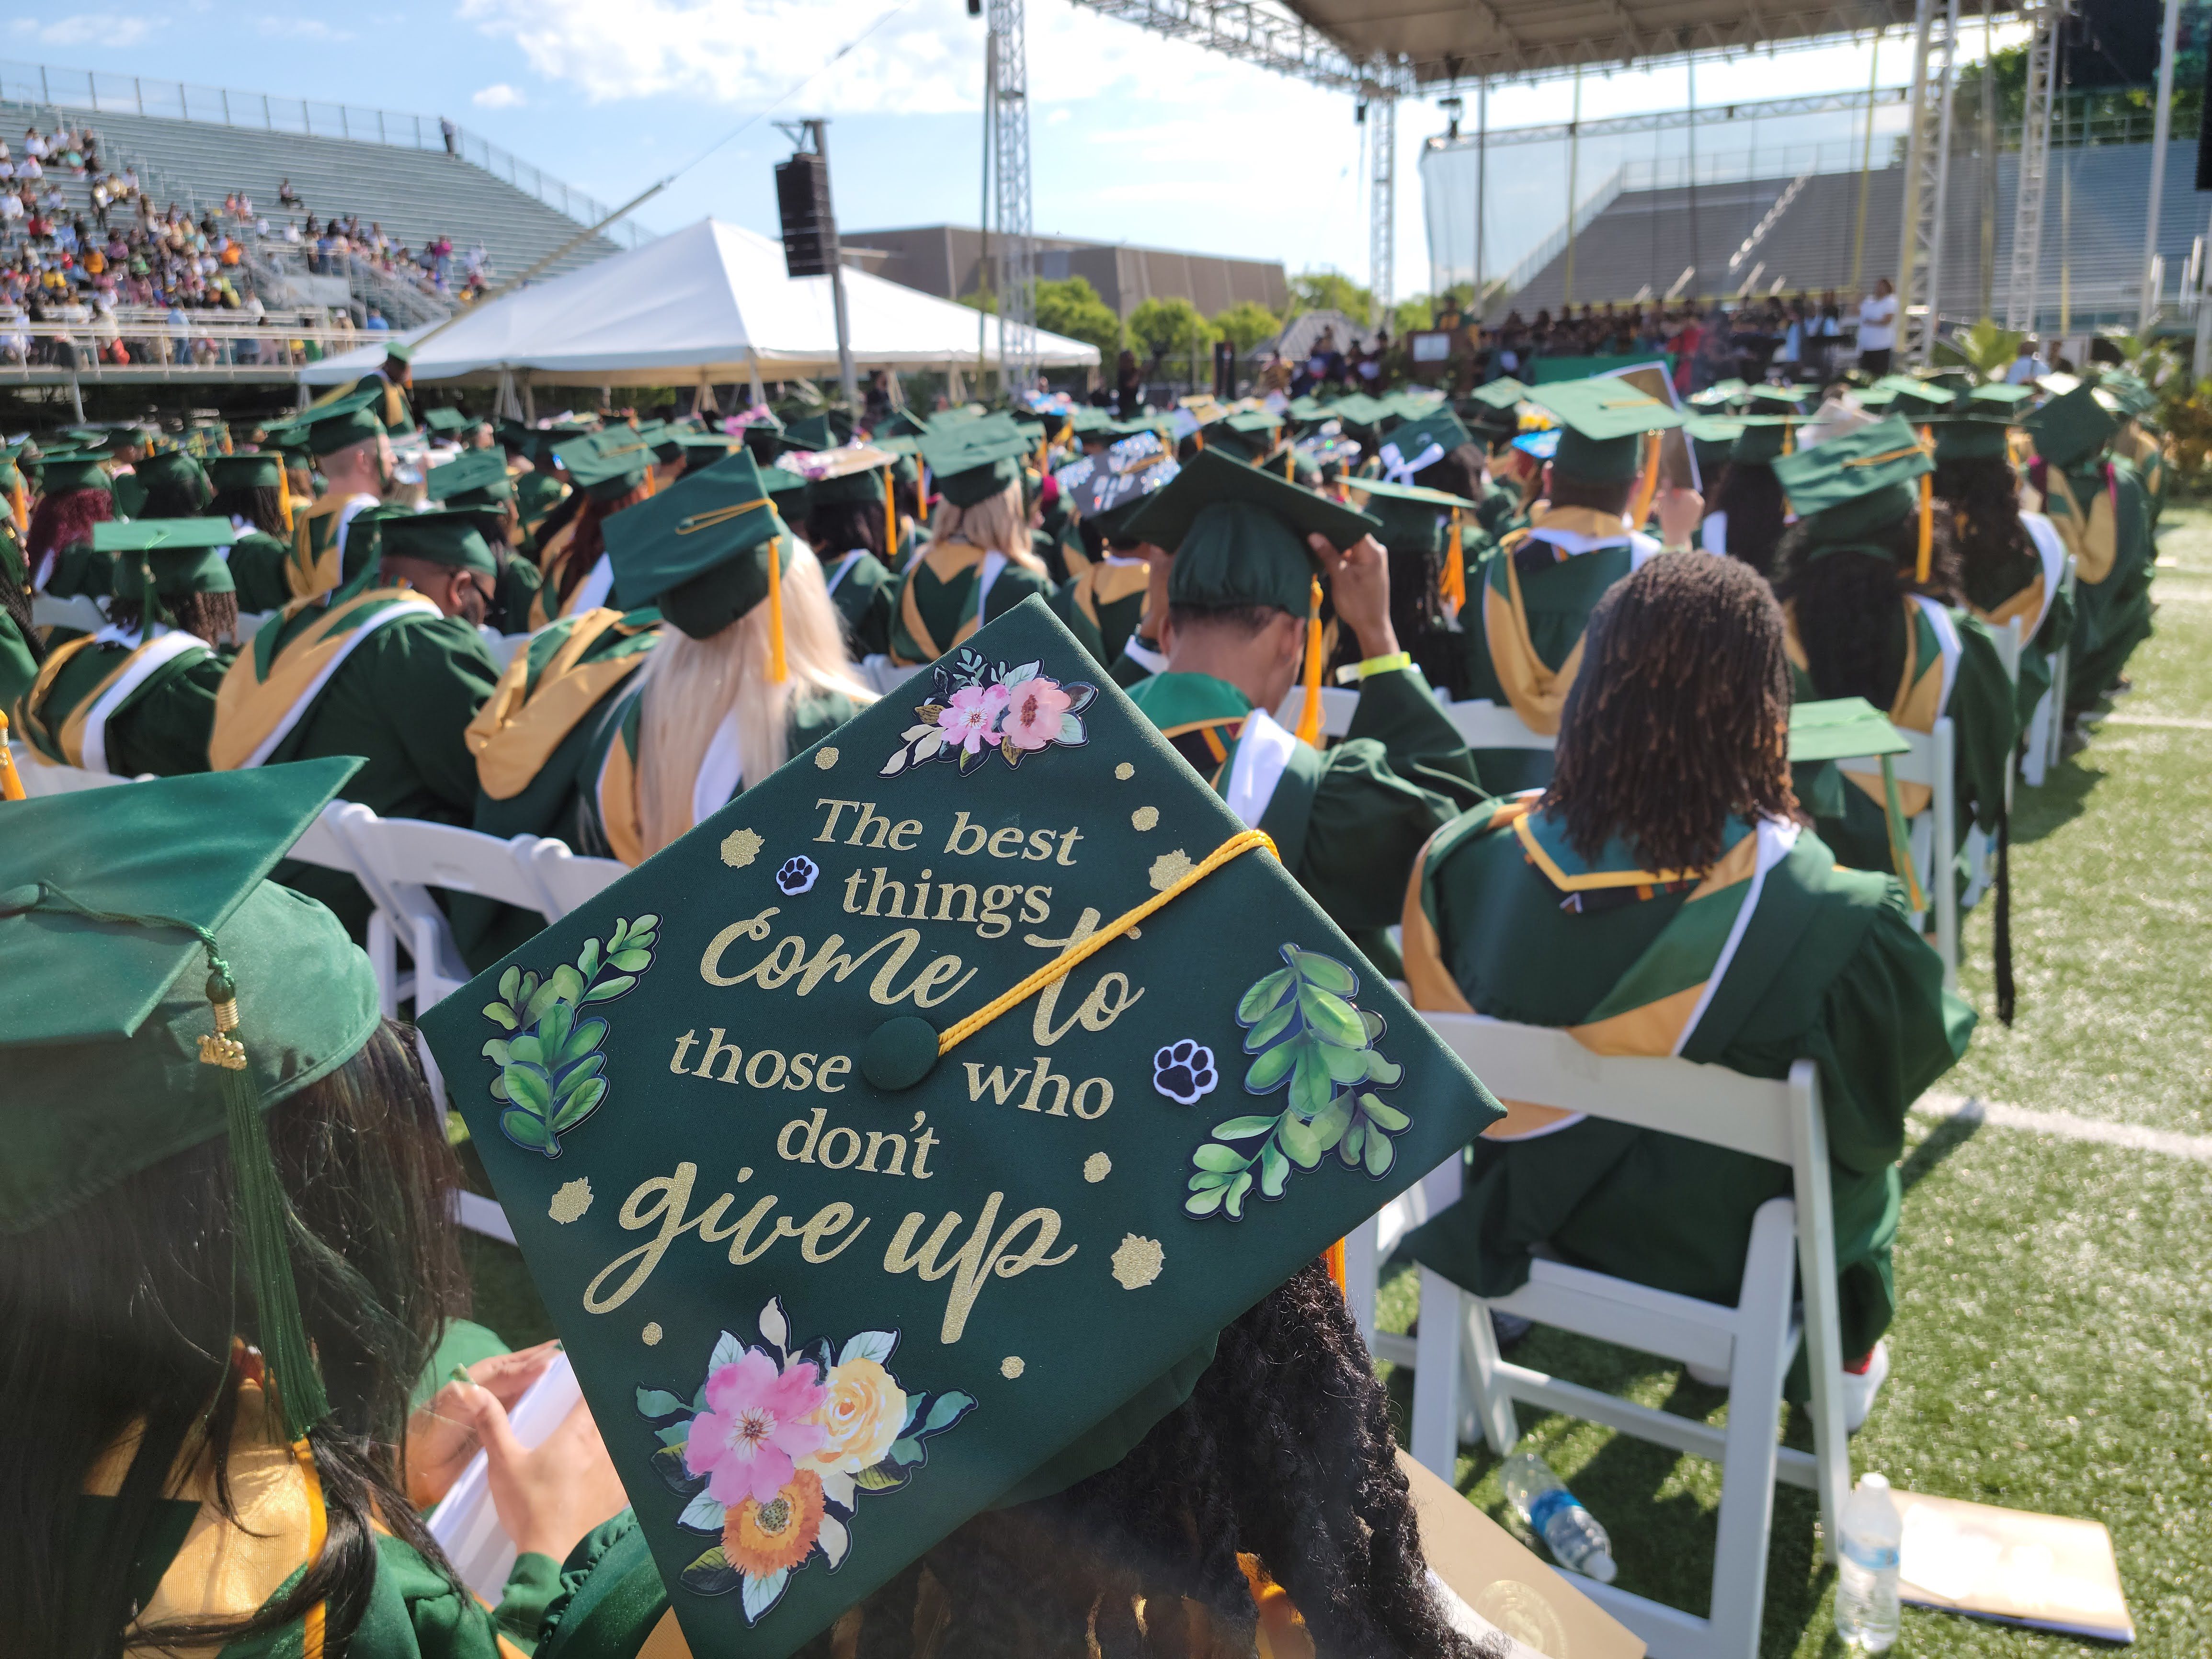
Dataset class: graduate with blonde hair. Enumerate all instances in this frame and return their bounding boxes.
[579,451,873,863]
[888,415,1053,665]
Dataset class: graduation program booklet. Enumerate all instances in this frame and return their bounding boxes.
[1898,1490,2134,1642]
[420,596,1505,1659]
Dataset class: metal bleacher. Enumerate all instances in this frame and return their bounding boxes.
[1504,140,2198,331]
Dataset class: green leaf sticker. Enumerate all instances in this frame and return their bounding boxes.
[488,916,661,1156]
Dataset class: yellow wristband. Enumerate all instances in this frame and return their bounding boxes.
[1355,651,1413,681]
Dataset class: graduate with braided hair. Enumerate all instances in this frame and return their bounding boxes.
[1401,552,1973,1427]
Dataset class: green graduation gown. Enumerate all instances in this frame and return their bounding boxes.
[821,547,899,659]
[11,625,226,777]
[224,529,301,617]
[1786,597,2018,883]
[2043,456,2155,714]
[209,584,502,938]
[1400,798,1974,1366]
[1122,665,1486,943]
[887,541,1053,667]
[1046,556,1151,676]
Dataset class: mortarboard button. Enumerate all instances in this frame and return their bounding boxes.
[861,1015,940,1091]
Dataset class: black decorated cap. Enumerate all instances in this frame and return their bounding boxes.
[415,596,1502,1659]
[1126,449,1379,616]
[428,449,515,504]
[1376,406,1473,473]
[1528,377,1685,482]
[0,759,380,1231]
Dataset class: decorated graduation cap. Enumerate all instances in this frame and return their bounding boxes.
[422,406,473,436]
[1529,376,1685,482]
[605,449,796,656]
[1772,414,1936,577]
[0,760,380,1441]
[428,447,515,506]
[1067,454,1180,545]
[293,389,388,456]
[2023,383,2118,469]
[918,415,1034,507]
[415,595,1501,1659]
[567,429,658,501]
[1688,378,1748,409]
[1375,405,1472,485]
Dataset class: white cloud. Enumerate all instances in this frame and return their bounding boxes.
[11,13,159,47]
[473,82,528,109]
[255,15,353,40]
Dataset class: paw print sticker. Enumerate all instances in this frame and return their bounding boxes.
[1152,1040,1218,1105]
[775,855,820,896]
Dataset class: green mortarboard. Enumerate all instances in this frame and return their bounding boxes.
[802,446,900,511]
[422,407,472,435]
[604,449,793,639]
[1786,696,1910,762]
[1471,377,1535,413]
[95,518,239,602]
[2024,384,2118,468]
[1869,375,1952,415]
[428,449,516,505]
[1931,412,2013,465]
[1327,392,1387,433]
[566,429,657,502]
[782,412,855,454]
[760,464,812,508]
[295,390,388,457]
[677,433,741,468]
[1376,406,1473,476]
[206,453,285,493]
[1530,378,1686,482]
[1745,384,1814,413]
[1128,449,1380,615]
[377,508,500,577]
[133,448,214,508]
[1068,406,1114,435]
[382,336,416,364]
[1199,409,1283,463]
[876,408,932,440]
[0,760,381,1440]
[918,416,1035,508]
[1918,369,1977,401]
[1771,415,1930,547]
[1968,382,2034,412]
[1344,476,1467,557]
[415,595,1502,1659]
[1727,416,1794,467]
[38,452,112,494]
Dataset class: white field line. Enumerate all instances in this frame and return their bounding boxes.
[1913,1092,2212,1162]
[2096,714,2212,730]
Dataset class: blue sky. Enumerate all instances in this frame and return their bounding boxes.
[10,2,2012,303]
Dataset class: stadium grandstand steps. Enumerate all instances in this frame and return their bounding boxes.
[1502,140,2198,331]
[0,97,625,292]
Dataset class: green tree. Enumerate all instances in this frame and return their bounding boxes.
[1034,276,1122,357]
[1211,301,1281,356]
[1287,270,1373,323]
[1128,296,1215,373]
[958,287,997,315]
[1390,298,1432,336]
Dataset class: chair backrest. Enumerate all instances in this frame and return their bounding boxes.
[486,631,530,669]
[525,837,629,920]
[344,816,547,909]
[1441,698,1556,752]
[288,798,364,874]
[1271,685,1360,737]
[867,658,924,697]
[13,757,131,795]
[1991,617,2024,685]
[30,593,105,633]
[1422,1010,1804,1168]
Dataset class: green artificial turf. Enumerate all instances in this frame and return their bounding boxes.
[1375,506,2212,1656]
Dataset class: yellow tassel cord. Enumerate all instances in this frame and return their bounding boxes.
[276,464,295,534]
[766,544,788,683]
[293,1436,329,1659]
[1782,420,1794,456]
[882,466,899,566]
[1193,430,1205,453]
[1627,430,1664,530]
[1295,575,1325,746]
[0,711,24,800]
[1284,450,1296,482]
[1916,428,1935,584]
[937,828,1278,1057]
[9,480,26,537]
[1442,507,1467,611]
[1323,1237,1348,1294]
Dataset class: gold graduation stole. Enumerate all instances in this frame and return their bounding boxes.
[528,518,586,632]
[210,588,440,771]
[1478,507,1630,734]
[13,633,208,769]
[893,540,993,666]
[1973,574,2047,636]
[2039,465,2118,584]
[591,690,648,868]
[467,608,660,801]
[1072,558,1151,633]
[285,495,361,601]
[1783,598,1949,818]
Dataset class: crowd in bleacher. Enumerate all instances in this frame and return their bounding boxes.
[0,334,2171,1656]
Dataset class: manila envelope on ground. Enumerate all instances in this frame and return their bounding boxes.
[1400,1451,1646,1659]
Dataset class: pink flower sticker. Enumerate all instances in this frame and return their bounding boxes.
[684,1349,830,1507]
[936,682,1008,755]
[1002,677,1072,751]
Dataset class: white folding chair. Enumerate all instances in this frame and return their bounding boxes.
[1442,697,1558,753]
[2028,555,2079,784]
[1404,1014,1850,1659]
[280,800,417,1019]
[522,836,629,920]
[12,756,134,795]
[864,655,924,697]
[1837,718,1957,989]
[483,630,531,669]
[30,593,106,633]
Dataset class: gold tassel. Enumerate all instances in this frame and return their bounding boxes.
[276,463,295,534]
[1627,430,1663,529]
[1782,420,1794,456]
[1284,449,1295,482]
[0,710,23,801]
[1442,507,1466,611]
[766,540,788,683]
[1323,1238,1347,1293]
[1916,427,1934,584]
[1295,576,1323,746]
[883,466,898,566]
[9,479,25,538]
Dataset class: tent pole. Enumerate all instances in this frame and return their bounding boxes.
[748,352,767,410]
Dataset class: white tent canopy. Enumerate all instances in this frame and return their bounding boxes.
[300,218,1099,388]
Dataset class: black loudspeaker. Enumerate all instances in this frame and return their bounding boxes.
[2198,83,2212,190]
[775,152,837,279]
[2063,0,2164,88]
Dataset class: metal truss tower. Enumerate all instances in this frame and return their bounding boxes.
[988,0,1038,393]
[2004,1,2061,331]
[1368,89,1396,312]
[1896,0,1963,364]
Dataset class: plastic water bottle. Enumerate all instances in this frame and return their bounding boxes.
[1500,1450,1617,1583]
[1835,1472,1903,1652]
